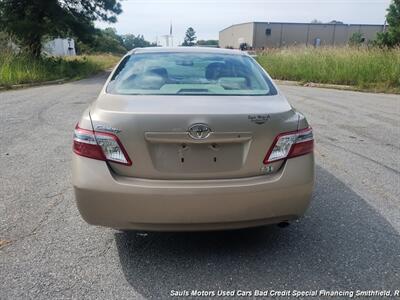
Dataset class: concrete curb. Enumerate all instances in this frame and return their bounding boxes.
[0,78,69,91]
[0,69,113,92]
[275,79,355,91]
[275,79,399,94]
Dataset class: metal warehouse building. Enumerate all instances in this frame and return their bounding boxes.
[219,22,385,49]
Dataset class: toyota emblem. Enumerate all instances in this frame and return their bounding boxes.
[188,123,211,140]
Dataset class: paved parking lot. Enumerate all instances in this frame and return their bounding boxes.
[1,74,399,299]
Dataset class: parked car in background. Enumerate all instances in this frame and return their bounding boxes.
[72,47,314,231]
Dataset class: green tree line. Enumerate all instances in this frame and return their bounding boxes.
[0,0,398,57]
[77,28,156,54]
[0,0,123,57]
[349,0,400,47]
[376,0,400,47]
[0,0,155,56]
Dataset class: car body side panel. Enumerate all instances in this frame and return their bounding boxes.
[76,107,93,130]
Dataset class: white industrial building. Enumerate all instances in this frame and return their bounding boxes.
[43,38,76,56]
[219,22,385,49]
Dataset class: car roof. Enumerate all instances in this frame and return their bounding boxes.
[129,47,247,56]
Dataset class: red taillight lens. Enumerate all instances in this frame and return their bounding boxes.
[263,127,313,164]
[73,127,106,161]
[73,124,132,166]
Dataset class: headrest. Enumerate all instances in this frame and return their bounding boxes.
[218,77,247,90]
[205,62,228,80]
[146,67,168,79]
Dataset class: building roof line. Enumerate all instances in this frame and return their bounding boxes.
[220,21,385,33]
[219,22,255,33]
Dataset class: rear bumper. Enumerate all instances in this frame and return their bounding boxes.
[72,153,314,231]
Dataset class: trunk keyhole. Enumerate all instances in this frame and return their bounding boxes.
[181,157,184,163]
[209,144,220,152]
[214,157,217,162]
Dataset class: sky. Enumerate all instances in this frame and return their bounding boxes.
[96,0,392,45]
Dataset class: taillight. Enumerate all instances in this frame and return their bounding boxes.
[73,124,132,166]
[263,127,313,164]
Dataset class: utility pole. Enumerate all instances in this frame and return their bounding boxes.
[170,22,173,47]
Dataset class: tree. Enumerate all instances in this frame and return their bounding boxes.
[0,31,11,51]
[328,20,344,24]
[182,27,197,46]
[0,0,122,57]
[122,34,155,50]
[349,32,365,46]
[376,0,400,47]
[76,28,126,54]
[196,39,219,46]
[76,30,156,54]
[90,28,126,54]
[311,19,322,24]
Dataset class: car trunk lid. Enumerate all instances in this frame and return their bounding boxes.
[89,93,298,180]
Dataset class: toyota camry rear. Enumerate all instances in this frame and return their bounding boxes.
[72,47,314,231]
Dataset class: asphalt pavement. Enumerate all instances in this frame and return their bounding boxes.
[1,74,399,299]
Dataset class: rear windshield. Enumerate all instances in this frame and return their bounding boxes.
[107,52,277,96]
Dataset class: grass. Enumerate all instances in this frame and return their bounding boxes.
[256,47,400,93]
[1,48,399,93]
[0,52,120,87]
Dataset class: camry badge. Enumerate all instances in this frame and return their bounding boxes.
[188,123,211,140]
[95,124,121,134]
[248,114,270,125]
